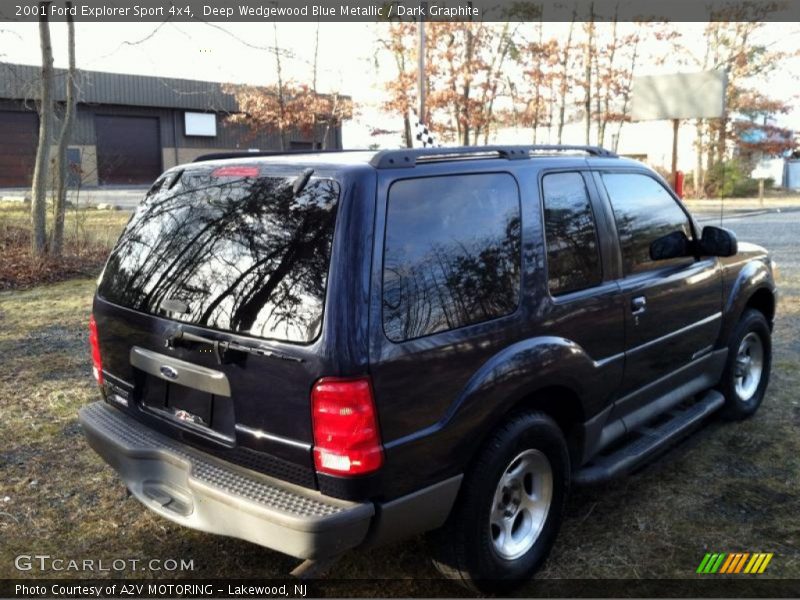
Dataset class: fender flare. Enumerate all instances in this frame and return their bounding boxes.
[719,260,775,346]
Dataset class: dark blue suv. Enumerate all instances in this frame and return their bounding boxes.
[80,146,776,590]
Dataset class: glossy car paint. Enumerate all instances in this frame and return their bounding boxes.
[92,152,776,503]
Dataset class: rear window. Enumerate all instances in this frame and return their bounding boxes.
[97,168,340,344]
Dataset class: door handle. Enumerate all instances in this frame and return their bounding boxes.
[631,296,647,315]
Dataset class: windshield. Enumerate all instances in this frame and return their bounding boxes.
[97,168,340,344]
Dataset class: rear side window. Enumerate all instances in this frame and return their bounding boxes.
[98,169,340,344]
[602,173,693,275]
[542,172,602,295]
[382,173,521,342]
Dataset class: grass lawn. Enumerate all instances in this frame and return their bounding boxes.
[0,201,130,246]
[0,265,798,594]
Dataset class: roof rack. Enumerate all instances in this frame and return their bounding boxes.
[369,145,617,169]
[192,149,369,163]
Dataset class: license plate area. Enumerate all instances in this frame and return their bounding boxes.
[138,375,236,445]
[130,346,236,445]
[168,383,212,426]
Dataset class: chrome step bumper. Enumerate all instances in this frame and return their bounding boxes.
[79,401,374,559]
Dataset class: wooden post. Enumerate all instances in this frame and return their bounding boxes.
[671,118,680,191]
[758,178,765,206]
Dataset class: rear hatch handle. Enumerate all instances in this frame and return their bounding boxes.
[166,330,303,365]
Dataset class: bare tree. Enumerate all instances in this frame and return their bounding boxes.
[582,4,595,145]
[310,22,320,148]
[272,22,287,150]
[556,15,577,144]
[51,1,77,257]
[30,1,54,257]
[376,22,417,147]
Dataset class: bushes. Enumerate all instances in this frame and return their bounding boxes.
[0,202,129,290]
[702,160,773,198]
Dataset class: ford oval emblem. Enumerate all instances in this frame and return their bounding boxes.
[160,365,179,380]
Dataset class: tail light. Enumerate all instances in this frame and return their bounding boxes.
[311,377,383,476]
[89,314,103,385]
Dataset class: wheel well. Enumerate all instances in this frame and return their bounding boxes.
[510,386,585,462]
[745,288,775,324]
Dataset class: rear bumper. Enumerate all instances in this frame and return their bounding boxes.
[78,402,374,559]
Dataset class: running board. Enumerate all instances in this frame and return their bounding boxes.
[574,390,725,486]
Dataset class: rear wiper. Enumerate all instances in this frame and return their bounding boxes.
[165,330,303,364]
[292,168,314,196]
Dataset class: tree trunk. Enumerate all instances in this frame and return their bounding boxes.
[705,119,718,173]
[556,16,575,145]
[272,23,286,151]
[716,115,727,165]
[403,113,413,148]
[310,22,320,149]
[584,7,595,145]
[614,28,640,152]
[51,2,76,258]
[461,27,475,146]
[531,22,543,144]
[482,23,516,146]
[694,119,705,198]
[31,1,54,258]
[320,93,338,150]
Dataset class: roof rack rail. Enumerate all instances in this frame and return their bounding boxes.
[192,149,369,163]
[369,145,617,169]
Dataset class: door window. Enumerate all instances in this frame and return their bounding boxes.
[602,173,693,275]
[542,172,603,295]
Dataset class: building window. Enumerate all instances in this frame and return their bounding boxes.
[184,112,217,137]
[289,141,322,150]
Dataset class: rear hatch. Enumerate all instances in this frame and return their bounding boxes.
[93,163,341,488]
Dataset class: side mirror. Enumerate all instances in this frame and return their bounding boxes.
[700,226,738,257]
[650,230,690,261]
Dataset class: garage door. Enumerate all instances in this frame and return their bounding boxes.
[0,111,38,187]
[96,115,161,185]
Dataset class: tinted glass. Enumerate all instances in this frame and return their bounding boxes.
[383,174,521,342]
[602,173,693,275]
[543,173,602,295]
[98,169,340,343]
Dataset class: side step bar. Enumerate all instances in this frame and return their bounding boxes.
[574,390,725,486]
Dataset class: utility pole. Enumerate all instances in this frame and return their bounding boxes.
[417,1,427,120]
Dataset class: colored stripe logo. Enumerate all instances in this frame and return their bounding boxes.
[697,552,773,574]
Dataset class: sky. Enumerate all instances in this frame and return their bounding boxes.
[1,21,799,148]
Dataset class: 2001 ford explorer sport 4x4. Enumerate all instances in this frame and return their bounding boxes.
[80,145,777,591]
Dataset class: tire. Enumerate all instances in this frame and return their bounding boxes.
[717,309,772,420]
[428,411,570,593]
